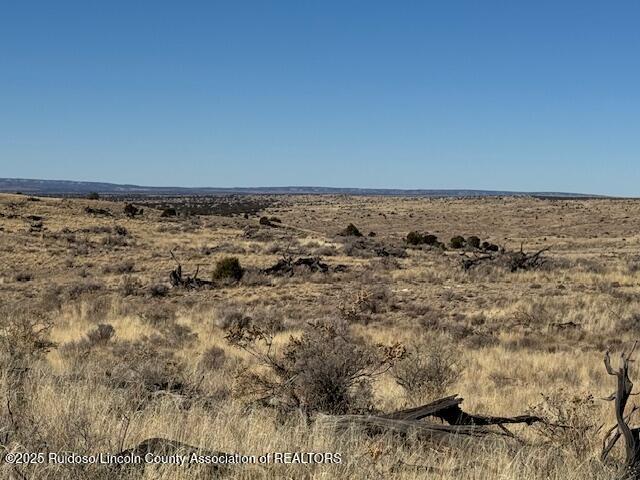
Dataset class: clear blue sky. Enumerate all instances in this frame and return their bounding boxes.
[1,1,639,195]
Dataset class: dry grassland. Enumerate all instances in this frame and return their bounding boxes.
[2,193,640,479]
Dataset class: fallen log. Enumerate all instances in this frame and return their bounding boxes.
[383,394,542,426]
[316,414,510,442]
[318,394,541,444]
[263,256,330,276]
[460,253,495,271]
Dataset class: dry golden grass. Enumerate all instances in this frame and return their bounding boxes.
[2,192,640,478]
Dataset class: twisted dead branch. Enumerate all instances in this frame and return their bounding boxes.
[460,244,550,272]
[603,342,640,479]
[169,251,214,288]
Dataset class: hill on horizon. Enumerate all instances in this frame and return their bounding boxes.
[0,177,606,198]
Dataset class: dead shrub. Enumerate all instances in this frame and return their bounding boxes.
[101,234,128,247]
[339,286,393,323]
[66,280,104,300]
[227,318,404,415]
[119,275,141,296]
[342,237,406,258]
[113,225,128,236]
[138,302,177,326]
[149,322,198,349]
[312,244,338,256]
[391,336,462,403]
[86,323,115,345]
[82,295,112,323]
[40,285,64,311]
[0,308,55,439]
[148,283,170,297]
[102,341,190,398]
[239,269,273,287]
[528,390,600,458]
[215,309,252,330]
[198,346,227,370]
[628,256,640,274]
[103,260,135,274]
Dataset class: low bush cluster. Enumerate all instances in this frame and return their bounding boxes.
[227,318,404,415]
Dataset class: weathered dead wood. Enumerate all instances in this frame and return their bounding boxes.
[169,251,214,289]
[460,244,550,272]
[319,394,541,445]
[460,253,495,271]
[603,342,640,479]
[316,414,510,443]
[382,394,542,426]
[507,244,550,272]
[263,256,330,276]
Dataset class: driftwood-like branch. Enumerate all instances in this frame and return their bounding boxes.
[319,394,541,444]
[382,394,542,426]
[460,253,496,271]
[169,251,214,288]
[603,342,640,479]
[316,414,510,443]
[507,245,550,272]
[263,256,331,276]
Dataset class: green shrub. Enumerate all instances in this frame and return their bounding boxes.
[450,236,466,249]
[340,223,363,237]
[482,241,499,252]
[406,231,424,245]
[406,231,441,247]
[212,257,244,281]
[424,234,439,246]
[467,236,481,249]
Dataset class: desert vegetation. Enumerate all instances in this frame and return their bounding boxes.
[2,193,640,478]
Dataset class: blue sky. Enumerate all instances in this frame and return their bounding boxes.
[1,1,639,195]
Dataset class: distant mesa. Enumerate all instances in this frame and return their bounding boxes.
[0,177,605,199]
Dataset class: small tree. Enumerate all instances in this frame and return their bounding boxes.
[340,224,363,237]
[450,236,466,249]
[406,231,424,245]
[467,236,481,249]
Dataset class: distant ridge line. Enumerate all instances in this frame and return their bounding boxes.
[0,178,607,199]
